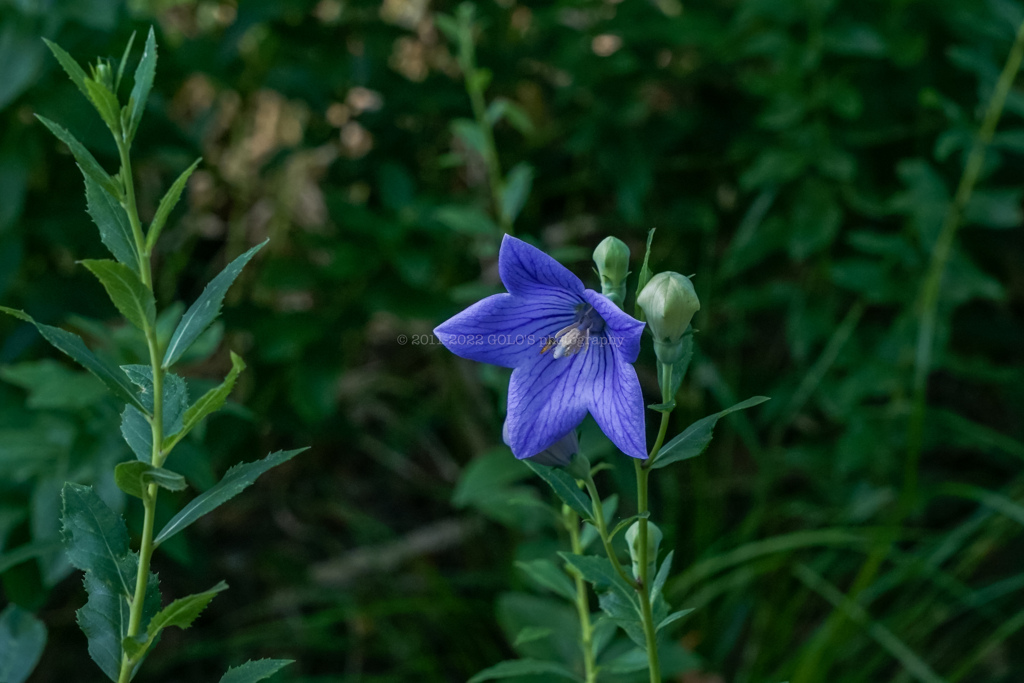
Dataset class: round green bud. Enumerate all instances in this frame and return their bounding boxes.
[637,271,700,364]
[593,236,630,307]
[625,520,663,581]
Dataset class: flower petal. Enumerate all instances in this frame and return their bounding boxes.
[499,235,586,298]
[505,352,592,458]
[434,292,577,368]
[586,341,647,459]
[583,289,645,364]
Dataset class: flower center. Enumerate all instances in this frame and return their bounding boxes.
[542,303,605,359]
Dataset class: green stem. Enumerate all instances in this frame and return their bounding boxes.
[904,16,1024,515]
[115,141,164,683]
[565,507,598,683]
[634,460,661,683]
[583,476,635,588]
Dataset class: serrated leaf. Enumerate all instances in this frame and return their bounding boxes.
[36,115,120,199]
[81,259,154,331]
[120,405,151,462]
[559,553,637,606]
[84,174,139,274]
[516,559,577,602]
[467,659,580,683]
[651,396,771,469]
[147,158,200,250]
[501,162,533,225]
[219,659,294,683]
[115,461,187,499]
[634,228,655,320]
[154,448,308,547]
[124,581,227,661]
[524,460,592,521]
[127,28,156,141]
[115,31,137,93]
[42,38,90,100]
[163,241,267,368]
[84,78,121,133]
[166,352,245,448]
[0,307,144,412]
[598,591,647,648]
[122,366,189,434]
[0,605,47,683]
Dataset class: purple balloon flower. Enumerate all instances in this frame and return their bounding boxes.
[435,235,647,459]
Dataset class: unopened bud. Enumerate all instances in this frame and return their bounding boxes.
[593,236,630,307]
[637,271,700,364]
[625,520,662,581]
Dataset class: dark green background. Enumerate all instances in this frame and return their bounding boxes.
[1,0,1023,681]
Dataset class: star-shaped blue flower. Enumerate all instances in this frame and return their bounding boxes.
[435,235,647,459]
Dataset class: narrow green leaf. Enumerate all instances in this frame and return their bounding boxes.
[219,659,294,683]
[166,351,246,448]
[468,659,580,683]
[84,174,139,273]
[147,158,200,250]
[559,553,637,605]
[35,115,120,199]
[512,626,552,647]
[515,559,577,602]
[524,460,592,521]
[154,448,308,547]
[163,241,268,368]
[634,228,656,320]
[42,38,90,100]
[115,461,187,500]
[120,406,151,462]
[501,162,533,225]
[115,31,137,93]
[0,605,47,683]
[0,540,64,574]
[651,550,674,599]
[0,307,144,411]
[451,118,487,157]
[127,27,157,141]
[84,78,121,133]
[651,396,771,469]
[80,259,154,330]
[598,590,647,648]
[657,608,694,632]
[119,367,188,461]
[124,581,227,660]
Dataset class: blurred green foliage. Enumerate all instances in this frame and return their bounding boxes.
[1,0,1023,681]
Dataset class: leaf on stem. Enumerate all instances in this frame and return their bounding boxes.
[219,659,294,683]
[634,228,656,320]
[165,352,245,449]
[114,461,187,500]
[501,162,533,226]
[0,605,47,683]
[122,581,227,661]
[83,78,121,134]
[35,115,121,200]
[163,240,268,368]
[651,396,771,469]
[80,260,155,331]
[84,174,139,274]
[524,460,593,522]
[467,659,580,683]
[119,367,189,461]
[147,158,200,250]
[154,448,308,547]
[115,31,137,93]
[126,27,156,142]
[42,38,90,101]
[515,559,577,602]
[0,307,144,412]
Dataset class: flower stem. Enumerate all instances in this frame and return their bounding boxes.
[115,140,164,683]
[564,506,598,683]
[583,476,636,588]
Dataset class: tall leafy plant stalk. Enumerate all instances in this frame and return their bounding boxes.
[0,31,303,683]
[437,3,535,236]
[791,17,1024,683]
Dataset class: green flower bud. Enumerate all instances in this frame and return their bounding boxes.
[92,60,115,91]
[625,520,663,581]
[637,271,700,364]
[593,236,630,307]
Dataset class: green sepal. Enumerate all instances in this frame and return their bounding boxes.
[633,228,655,321]
[163,240,268,368]
[165,351,246,450]
[524,460,593,522]
[0,307,145,412]
[80,260,155,331]
[114,461,187,500]
[219,659,294,683]
[126,28,157,142]
[154,448,308,547]
[651,396,770,469]
[35,115,120,200]
[147,158,201,250]
[122,581,227,661]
